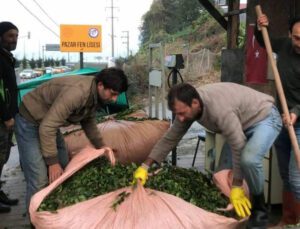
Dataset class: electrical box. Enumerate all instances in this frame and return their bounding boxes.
[164,54,184,69]
[149,70,162,87]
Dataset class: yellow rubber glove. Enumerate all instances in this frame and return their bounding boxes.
[230,186,252,218]
[133,164,149,185]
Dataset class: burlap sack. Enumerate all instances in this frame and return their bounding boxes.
[64,120,170,164]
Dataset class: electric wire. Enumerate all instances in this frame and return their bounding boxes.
[16,0,59,38]
[167,68,184,88]
[32,0,59,27]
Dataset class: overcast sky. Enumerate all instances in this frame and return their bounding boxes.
[1,0,153,62]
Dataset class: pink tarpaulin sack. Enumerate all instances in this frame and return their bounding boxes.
[213,169,249,198]
[30,147,245,229]
[213,169,250,212]
[64,119,170,164]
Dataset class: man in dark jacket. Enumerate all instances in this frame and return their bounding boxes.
[14,67,128,211]
[0,21,20,213]
[257,14,300,227]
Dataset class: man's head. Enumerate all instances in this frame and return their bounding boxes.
[0,21,18,51]
[289,17,300,54]
[168,83,202,122]
[95,67,128,103]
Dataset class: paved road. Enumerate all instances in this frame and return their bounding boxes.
[1,146,31,228]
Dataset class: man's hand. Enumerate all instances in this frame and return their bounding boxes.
[48,163,64,183]
[230,186,252,218]
[282,113,298,127]
[132,164,149,186]
[257,14,269,28]
[4,118,14,130]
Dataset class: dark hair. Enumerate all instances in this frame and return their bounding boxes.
[0,21,18,37]
[167,83,201,110]
[95,67,128,93]
[289,17,300,33]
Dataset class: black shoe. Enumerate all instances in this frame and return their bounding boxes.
[0,202,11,213]
[0,190,19,206]
[246,193,268,229]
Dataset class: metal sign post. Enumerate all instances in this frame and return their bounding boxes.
[148,43,166,120]
[165,54,185,165]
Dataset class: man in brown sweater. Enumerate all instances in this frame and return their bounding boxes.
[15,67,128,211]
[133,83,282,229]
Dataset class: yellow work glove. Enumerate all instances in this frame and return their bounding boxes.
[133,164,149,186]
[230,186,252,218]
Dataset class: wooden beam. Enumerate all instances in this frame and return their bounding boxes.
[227,0,240,48]
[223,8,247,17]
[291,0,300,17]
[197,0,228,30]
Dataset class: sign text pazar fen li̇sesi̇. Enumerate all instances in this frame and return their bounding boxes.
[61,41,101,48]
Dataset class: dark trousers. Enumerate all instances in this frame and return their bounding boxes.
[0,122,13,183]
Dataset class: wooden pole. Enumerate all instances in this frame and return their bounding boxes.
[255,5,300,169]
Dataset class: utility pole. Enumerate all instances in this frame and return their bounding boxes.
[42,45,45,62]
[19,31,30,58]
[38,41,41,59]
[106,0,118,58]
[121,31,129,57]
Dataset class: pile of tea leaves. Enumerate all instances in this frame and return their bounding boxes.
[95,105,154,123]
[38,158,229,215]
[63,106,156,136]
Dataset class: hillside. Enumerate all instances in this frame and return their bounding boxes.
[118,2,228,106]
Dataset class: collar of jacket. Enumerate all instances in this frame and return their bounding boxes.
[0,47,15,65]
[90,78,104,109]
[197,92,204,120]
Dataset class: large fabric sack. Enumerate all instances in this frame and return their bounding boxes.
[212,169,250,212]
[30,147,244,229]
[64,120,170,164]
[213,169,249,198]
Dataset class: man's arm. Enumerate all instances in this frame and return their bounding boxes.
[291,106,300,121]
[255,13,285,52]
[0,76,13,123]
[217,111,247,184]
[217,111,252,217]
[133,118,193,185]
[39,87,85,165]
[147,117,193,164]
[282,109,300,127]
[80,114,104,149]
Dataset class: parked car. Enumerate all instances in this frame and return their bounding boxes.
[45,67,54,74]
[33,68,44,77]
[19,69,37,79]
[52,66,72,74]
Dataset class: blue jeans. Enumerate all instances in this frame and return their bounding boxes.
[240,106,282,195]
[274,121,300,200]
[14,114,69,210]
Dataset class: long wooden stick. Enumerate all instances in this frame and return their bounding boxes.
[255,5,300,169]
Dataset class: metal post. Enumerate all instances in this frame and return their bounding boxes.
[148,46,153,117]
[79,52,84,69]
[121,31,129,57]
[42,46,45,62]
[111,0,115,57]
[171,67,178,166]
[160,44,166,120]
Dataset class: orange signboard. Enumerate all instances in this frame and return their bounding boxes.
[60,24,102,52]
